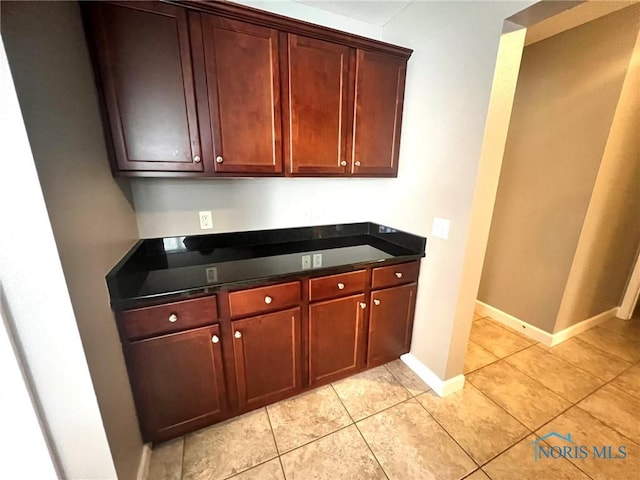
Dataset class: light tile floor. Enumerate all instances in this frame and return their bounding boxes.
[148,313,640,480]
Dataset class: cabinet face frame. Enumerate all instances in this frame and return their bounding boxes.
[87,1,204,173]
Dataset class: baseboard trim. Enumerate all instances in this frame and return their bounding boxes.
[136,443,152,480]
[400,353,465,397]
[475,300,618,347]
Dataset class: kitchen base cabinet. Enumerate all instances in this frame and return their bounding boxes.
[232,307,302,411]
[367,282,417,367]
[308,293,366,385]
[128,325,227,442]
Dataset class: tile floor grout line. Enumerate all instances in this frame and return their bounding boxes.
[353,421,391,480]
[179,436,186,480]
[262,406,288,480]
[413,396,482,470]
[382,362,425,398]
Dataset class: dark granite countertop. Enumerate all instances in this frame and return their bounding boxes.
[107,222,426,310]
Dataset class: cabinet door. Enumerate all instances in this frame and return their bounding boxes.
[367,283,417,366]
[351,50,407,177]
[309,294,365,385]
[232,308,301,410]
[88,2,203,172]
[285,34,352,175]
[201,16,282,174]
[128,325,227,442]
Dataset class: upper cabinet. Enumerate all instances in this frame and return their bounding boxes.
[352,50,407,177]
[199,16,282,174]
[83,1,412,178]
[87,2,203,173]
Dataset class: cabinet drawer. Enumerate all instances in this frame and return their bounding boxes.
[121,296,218,341]
[309,270,367,302]
[229,281,301,318]
[371,261,419,289]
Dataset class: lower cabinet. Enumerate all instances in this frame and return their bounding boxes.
[231,307,302,411]
[308,293,366,385]
[128,324,228,442]
[367,282,417,366]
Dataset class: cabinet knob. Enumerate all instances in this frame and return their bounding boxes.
[264,295,273,304]
[337,282,345,290]
[360,302,366,309]
[211,335,219,344]
[234,330,242,339]
[355,161,361,167]
[216,155,224,163]
[340,160,347,166]
[395,272,403,279]
[193,155,201,163]
[168,313,178,323]
[373,299,381,306]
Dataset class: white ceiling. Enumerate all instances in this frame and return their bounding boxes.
[295,1,411,26]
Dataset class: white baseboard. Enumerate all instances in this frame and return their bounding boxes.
[136,443,152,480]
[400,353,465,397]
[475,300,618,347]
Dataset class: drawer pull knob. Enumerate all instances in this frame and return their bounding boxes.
[216,155,224,163]
[234,331,242,339]
[193,155,201,163]
[340,160,347,166]
[211,335,219,344]
[168,313,178,323]
[355,161,361,167]
[360,302,366,309]
[264,295,273,304]
[373,299,381,306]
[337,282,345,290]
[395,272,403,279]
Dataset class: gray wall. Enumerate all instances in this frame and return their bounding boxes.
[2,2,143,479]
[478,7,639,333]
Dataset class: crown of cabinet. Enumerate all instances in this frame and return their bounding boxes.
[82,1,412,178]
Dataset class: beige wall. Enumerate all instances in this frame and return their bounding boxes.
[556,25,640,331]
[2,2,143,479]
[478,6,640,333]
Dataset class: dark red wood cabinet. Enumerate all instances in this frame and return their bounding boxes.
[83,1,411,178]
[231,307,302,411]
[127,325,228,442]
[87,1,204,173]
[367,282,417,366]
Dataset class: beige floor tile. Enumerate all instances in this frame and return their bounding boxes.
[576,327,640,363]
[227,459,285,480]
[148,437,183,480]
[473,312,484,321]
[332,365,410,421]
[385,359,429,396]
[484,435,590,479]
[610,363,640,399]
[280,425,385,480]
[470,318,534,358]
[182,408,277,480]
[465,470,491,480]
[597,317,640,342]
[267,385,352,453]
[540,337,632,381]
[464,340,499,374]
[417,383,528,464]
[536,406,640,480]
[357,398,477,480]
[578,383,640,444]
[505,345,603,402]
[467,361,570,430]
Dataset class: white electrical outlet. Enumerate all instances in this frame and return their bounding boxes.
[313,253,323,268]
[432,217,451,240]
[301,255,311,269]
[199,211,213,230]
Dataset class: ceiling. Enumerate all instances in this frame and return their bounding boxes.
[295,1,411,26]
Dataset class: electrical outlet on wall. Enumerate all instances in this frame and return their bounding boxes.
[432,217,450,240]
[199,211,213,230]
